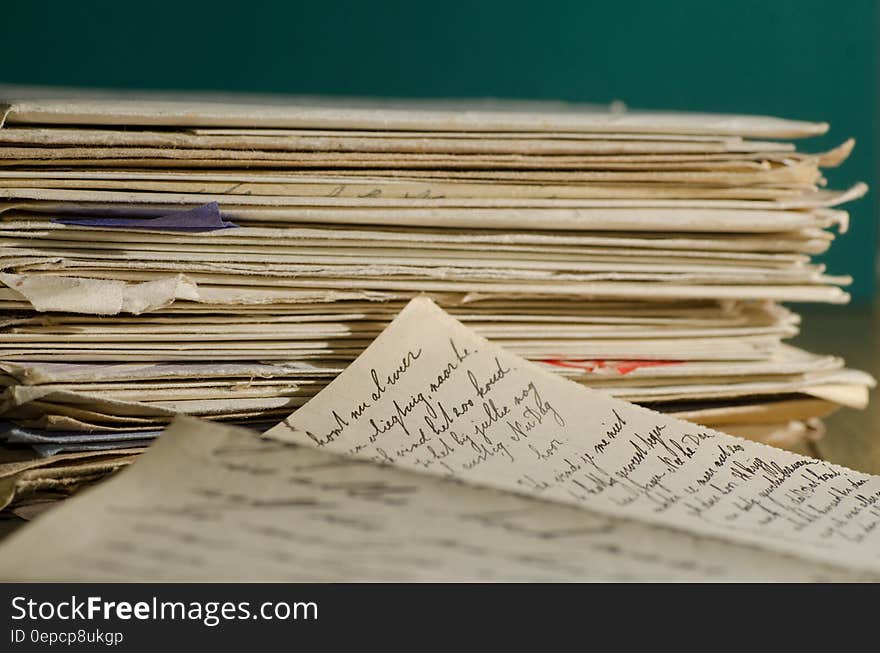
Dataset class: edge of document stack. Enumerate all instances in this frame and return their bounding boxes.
[0,88,873,514]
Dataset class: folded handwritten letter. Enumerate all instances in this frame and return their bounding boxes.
[0,297,877,580]
[267,297,880,575]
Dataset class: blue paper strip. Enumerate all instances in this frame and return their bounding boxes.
[1,422,161,444]
[31,440,156,457]
[52,202,238,231]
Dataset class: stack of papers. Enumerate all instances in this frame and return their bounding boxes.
[0,88,872,512]
[2,298,880,581]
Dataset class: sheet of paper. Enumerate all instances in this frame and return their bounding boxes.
[0,190,835,232]
[0,269,851,309]
[0,345,836,387]
[0,416,871,581]
[3,165,860,194]
[0,237,816,268]
[0,127,799,155]
[0,272,198,315]
[0,242,824,277]
[0,145,809,166]
[0,170,830,202]
[0,89,828,137]
[3,259,831,290]
[0,221,836,255]
[265,297,880,574]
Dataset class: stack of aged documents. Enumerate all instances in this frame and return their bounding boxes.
[0,88,872,513]
[1,298,879,581]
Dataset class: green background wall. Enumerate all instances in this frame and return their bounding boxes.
[2,0,877,302]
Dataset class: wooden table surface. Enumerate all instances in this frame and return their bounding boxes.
[794,305,880,475]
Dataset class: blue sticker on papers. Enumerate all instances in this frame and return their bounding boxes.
[52,202,238,231]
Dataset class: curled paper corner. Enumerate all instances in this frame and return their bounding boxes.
[0,104,11,129]
[807,181,870,209]
[842,181,869,204]
[804,384,870,410]
[52,201,238,232]
[817,138,856,168]
[0,272,199,315]
[815,208,851,235]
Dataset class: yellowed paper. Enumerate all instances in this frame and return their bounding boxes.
[0,272,198,315]
[0,89,829,137]
[0,169,825,202]
[0,126,799,154]
[0,220,837,255]
[266,297,880,574]
[0,417,870,581]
